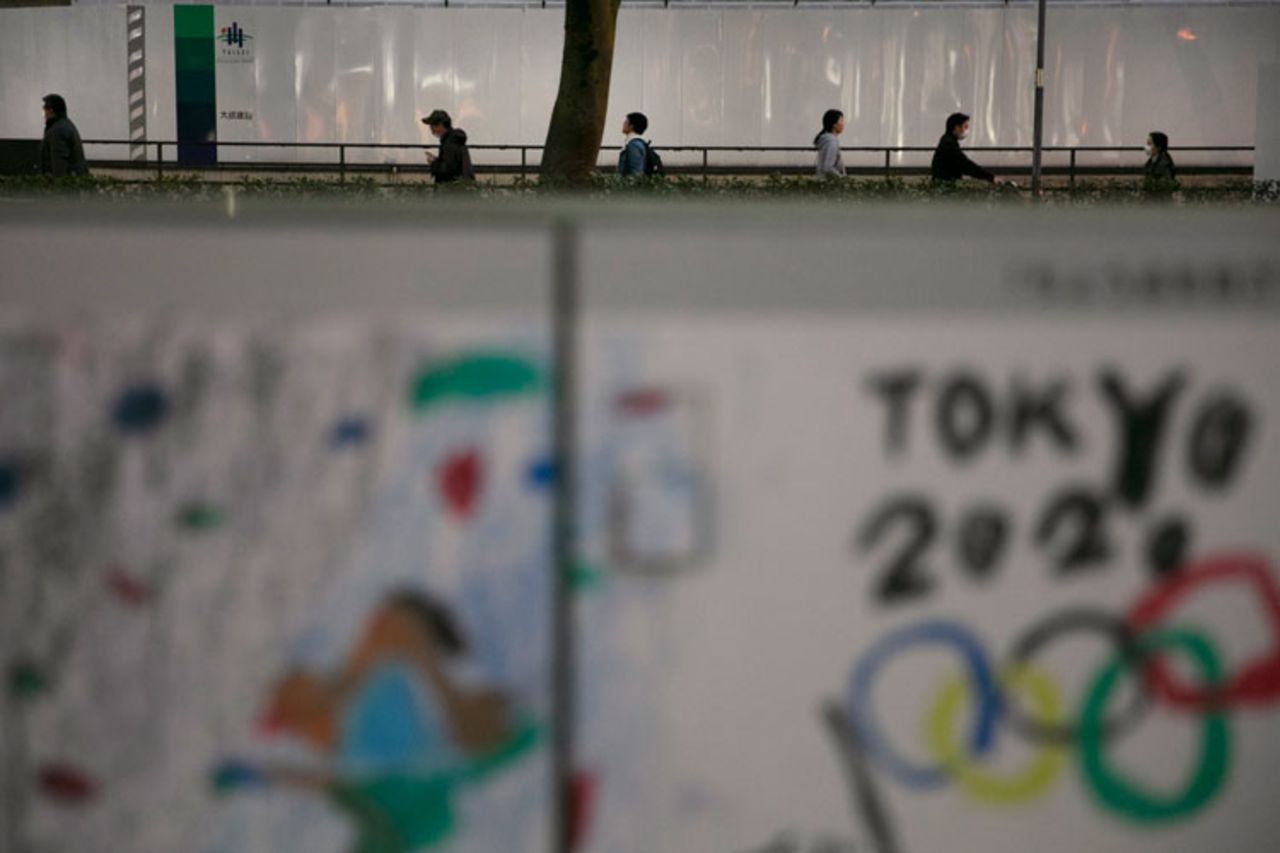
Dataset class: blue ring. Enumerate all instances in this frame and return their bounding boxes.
[847,619,1002,790]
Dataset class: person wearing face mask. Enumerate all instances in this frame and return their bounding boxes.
[1143,131,1176,186]
[421,109,475,184]
[930,112,997,184]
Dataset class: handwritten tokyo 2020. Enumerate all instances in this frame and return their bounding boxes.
[857,367,1254,604]
[839,365,1276,828]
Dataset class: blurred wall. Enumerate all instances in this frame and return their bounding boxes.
[2,201,1279,853]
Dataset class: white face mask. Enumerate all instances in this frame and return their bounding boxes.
[1144,142,1154,156]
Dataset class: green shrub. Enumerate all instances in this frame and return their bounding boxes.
[1,172,1272,205]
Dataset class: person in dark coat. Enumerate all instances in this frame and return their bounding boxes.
[40,94,89,178]
[1143,131,1176,187]
[421,109,475,184]
[930,112,995,184]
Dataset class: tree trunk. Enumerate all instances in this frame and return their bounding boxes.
[540,0,622,181]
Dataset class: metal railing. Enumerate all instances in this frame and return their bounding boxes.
[61,139,1258,184]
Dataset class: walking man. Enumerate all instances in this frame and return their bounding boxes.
[930,112,996,184]
[618,112,649,178]
[40,94,89,178]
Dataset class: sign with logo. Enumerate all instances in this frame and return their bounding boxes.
[212,9,259,151]
[216,20,253,63]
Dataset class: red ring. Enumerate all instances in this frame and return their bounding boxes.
[1127,553,1280,710]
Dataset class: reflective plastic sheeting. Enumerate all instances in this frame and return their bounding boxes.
[760,12,837,148]
[518,10,564,161]
[1114,6,1280,149]
[413,7,458,166]
[639,10,684,153]
[144,6,176,158]
[374,8,420,165]
[0,7,130,160]
[333,9,384,162]
[606,9,647,159]
[250,11,301,162]
[719,11,768,150]
[680,12,725,148]
[449,11,527,165]
[294,9,338,163]
[1,5,1278,164]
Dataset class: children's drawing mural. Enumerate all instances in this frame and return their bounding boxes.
[0,321,559,853]
[0,315,699,853]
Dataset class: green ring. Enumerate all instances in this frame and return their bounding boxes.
[1078,628,1230,823]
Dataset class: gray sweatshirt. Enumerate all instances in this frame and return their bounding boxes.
[815,131,845,178]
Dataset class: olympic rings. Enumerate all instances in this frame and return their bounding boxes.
[844,552,1277,823]
[1079,629,1229,821]
[924,665,1066,805]
[1004,609,1150,746]
[847,620,1000,790]
[1127,553,1280,710]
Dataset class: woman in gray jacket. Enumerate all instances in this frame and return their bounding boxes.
[814,109,846,178]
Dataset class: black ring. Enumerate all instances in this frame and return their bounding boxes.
[1001,608,1154,746]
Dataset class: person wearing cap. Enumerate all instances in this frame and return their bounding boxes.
[930,112,996,184]
[40,94,89,178]
[421,109,475,184]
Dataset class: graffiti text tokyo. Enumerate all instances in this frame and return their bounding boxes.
[857,367,1255,604]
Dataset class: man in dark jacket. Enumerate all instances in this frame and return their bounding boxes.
[421,109,475,184]
[931,112,994,184]
[40,94,89,178]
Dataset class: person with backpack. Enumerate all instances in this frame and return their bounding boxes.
[618,112,658,178]
[421,109,475,184]
[814,109,846,178]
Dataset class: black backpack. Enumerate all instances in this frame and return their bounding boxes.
[642,140,664,177]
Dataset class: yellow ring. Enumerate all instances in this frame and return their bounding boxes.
[924,665,1067,805]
